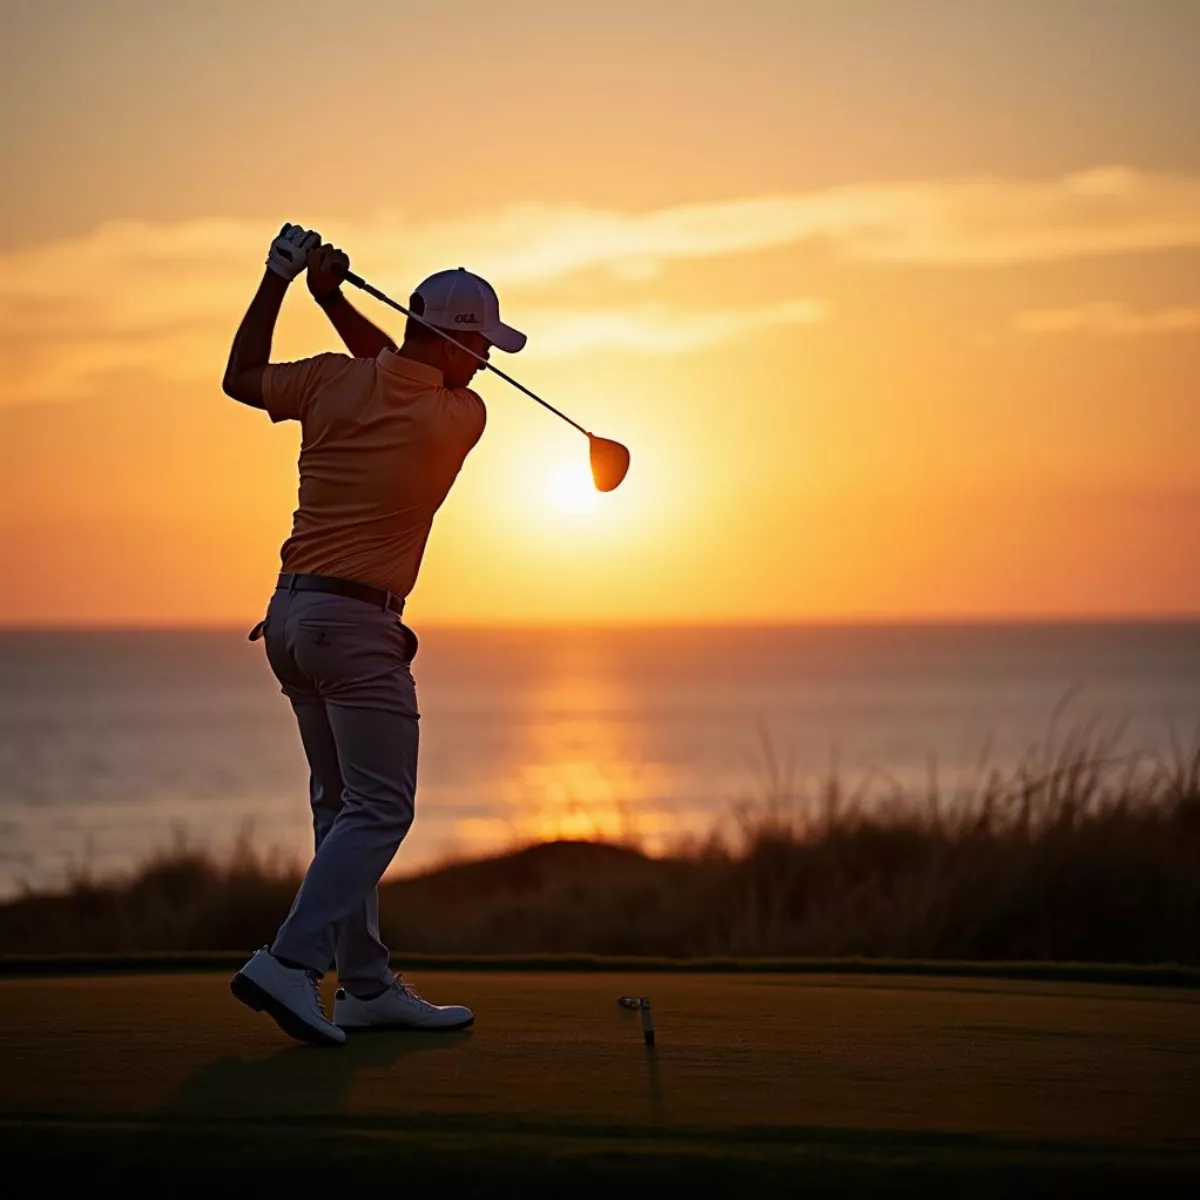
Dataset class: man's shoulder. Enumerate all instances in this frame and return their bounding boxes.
[330,352,374,370]
[294,350,358,368]
[448,385,486,424]
[438,385,487,448]
[454,385,486,410]
[312,352,380,390]
[281,351,363,386]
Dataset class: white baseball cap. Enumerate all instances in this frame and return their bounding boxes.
[413,267,526,353]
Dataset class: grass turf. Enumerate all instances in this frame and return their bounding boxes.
[1,970,1197,1193]
[3,951,1199,987]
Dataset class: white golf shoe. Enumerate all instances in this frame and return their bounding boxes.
[334,975,474,1032]
[230,947,346,1046]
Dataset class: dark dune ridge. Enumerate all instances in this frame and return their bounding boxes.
[4,722,1197,963]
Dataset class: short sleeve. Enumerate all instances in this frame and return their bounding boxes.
[261,353,354,424]
[445,387,487,455]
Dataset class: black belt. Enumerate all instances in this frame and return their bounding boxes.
[247,572,408,644]
[278,571,405,613]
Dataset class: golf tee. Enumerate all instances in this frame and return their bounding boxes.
[640,997,655,1047]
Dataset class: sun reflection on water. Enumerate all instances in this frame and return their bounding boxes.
[446,644,685,857]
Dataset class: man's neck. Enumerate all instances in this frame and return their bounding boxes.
[396,339,443,374]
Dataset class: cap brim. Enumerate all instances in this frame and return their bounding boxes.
[483,321,526,353]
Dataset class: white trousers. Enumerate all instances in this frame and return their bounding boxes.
[260,584,419,990]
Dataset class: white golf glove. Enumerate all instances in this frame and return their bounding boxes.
[266,223,321,281]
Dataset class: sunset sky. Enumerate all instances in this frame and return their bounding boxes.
[2,0,1198,625]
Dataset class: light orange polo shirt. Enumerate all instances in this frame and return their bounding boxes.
[261,349,486,600]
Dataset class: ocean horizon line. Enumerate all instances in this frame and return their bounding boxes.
[2,615,1199,635]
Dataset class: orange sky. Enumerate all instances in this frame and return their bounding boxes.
[2,0,1198,625]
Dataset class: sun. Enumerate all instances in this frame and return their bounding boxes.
[545,462,597,515]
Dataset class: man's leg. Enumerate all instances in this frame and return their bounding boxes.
[290,700,343,849]
[270,703,417,983]
[335,879,391,997]
[264,596,470,1032]
[229,592,350,1046]
[288,698,390,989]
[281,694,468,1029]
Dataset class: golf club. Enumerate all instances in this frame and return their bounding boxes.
[338,268,631,492]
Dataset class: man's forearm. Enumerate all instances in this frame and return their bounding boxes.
[224,270,289,387]
[320,293,397,358]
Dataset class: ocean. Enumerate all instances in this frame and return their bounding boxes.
[1,623,1197,900]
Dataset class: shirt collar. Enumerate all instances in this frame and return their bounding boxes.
[377,349,444,387]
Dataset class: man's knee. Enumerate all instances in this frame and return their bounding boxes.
[359,791,415,842]
[309,772,345,814]
[336,776,414,836]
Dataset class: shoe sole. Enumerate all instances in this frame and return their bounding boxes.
[230,971,344,1047]
[338,1015,475,1034]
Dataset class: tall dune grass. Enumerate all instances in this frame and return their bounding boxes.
[2,720,1197,963]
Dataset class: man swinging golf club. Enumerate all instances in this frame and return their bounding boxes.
[223,223,526,1045]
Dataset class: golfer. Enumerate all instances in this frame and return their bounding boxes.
[223,224,526,1045]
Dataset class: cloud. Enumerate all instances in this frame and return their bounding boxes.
[1015,302,1200,336]
[333,167,1200,282]
[0,295,825,405]
[2,166,1199,403]
[816,168,1200,265]
[521,300,825,357]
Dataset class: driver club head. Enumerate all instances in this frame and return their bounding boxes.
[588,435,631,492]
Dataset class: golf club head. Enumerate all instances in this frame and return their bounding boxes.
[588,435,631,492]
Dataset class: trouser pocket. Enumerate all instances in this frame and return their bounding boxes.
[294,616,419,717]
[399,623,419,664]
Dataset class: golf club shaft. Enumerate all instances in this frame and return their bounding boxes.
[340,270,590,438]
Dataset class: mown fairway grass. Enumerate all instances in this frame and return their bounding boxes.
[1,969,1197,1194]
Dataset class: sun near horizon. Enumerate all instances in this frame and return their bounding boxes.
[546,464,599,516]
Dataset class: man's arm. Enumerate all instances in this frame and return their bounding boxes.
[223,224,320,408]
[222,270,290,409]
[315,292,398,358]
[307,242,397,358]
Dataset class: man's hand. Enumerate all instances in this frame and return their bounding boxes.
[307,242,351,298]
[304,238,397,357]
[266,223,322,281]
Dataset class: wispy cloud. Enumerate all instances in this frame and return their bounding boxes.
[522,300,825,357]
[0,296,826,405]
[1015,303,1200,336]
[398,167,1200,278]
[2,166,1198,403]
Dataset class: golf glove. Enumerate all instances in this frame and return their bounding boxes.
[266,223,321,281]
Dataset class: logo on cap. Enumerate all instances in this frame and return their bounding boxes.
[454,313,479,324]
